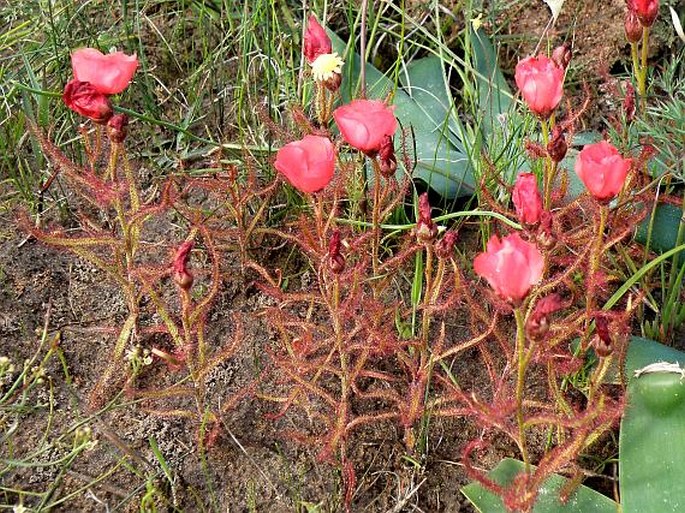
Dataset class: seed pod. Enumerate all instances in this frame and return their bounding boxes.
[415,193,437,243]
[551,43,572,70]
[107,113,129,143]
[547,125,567,163]
[625,9,643,43]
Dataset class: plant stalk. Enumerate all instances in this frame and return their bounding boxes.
[514,306,530,471]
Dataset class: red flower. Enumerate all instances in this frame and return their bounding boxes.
[62,79,113,123]
[514,55,565,119]
[303,15,332,63]
[512,173,543,225]
[575,141,631,201]
[473,233,544,303]
[628,0,659,27]
[71,48,138,95]
[333,99,397,155]
[274,135,336,193]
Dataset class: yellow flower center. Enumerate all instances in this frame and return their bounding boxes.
[311,52,344,82]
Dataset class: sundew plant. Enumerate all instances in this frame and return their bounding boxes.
[3,0,685,512]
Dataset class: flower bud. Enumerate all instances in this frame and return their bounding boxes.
[593,314,613,357]
[551,43,572,70]
[435,231,458,259]
[512,173,543,226]
[378,135,397,178]
[624,9,643,43]
[107,113,128,143]
[303,15,332,63]
[628,0,659,27]
[547,125,567,163]
[536,211,556,250]
[415,193,437,243]
[324,71,342,92]
[328,230,345,274]
[63,79,113,123]
[171,241,194,291]
[526,294,564,340]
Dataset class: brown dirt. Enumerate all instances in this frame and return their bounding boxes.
[0,212,492,512]
[495,0,628,76]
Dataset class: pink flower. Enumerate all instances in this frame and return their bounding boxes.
[62,79,113,123]
[512,173,543,225]
[71,48,138,95]
[515,55,565,119]
[303,15,332,63]
[473,233,544,303]
[628,0,659,27]
[333,99,397,155]
[275,135,336,193]
[575,141,631,201]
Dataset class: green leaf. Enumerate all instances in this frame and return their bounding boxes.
[461,458,618,513]
[470,27,513,136]
[635,203,683,253]
[624,336,685,379]
[620,365,685,513]
[399,56,464,149]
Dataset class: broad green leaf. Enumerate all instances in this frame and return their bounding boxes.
[461,458,618,513]
[635,203,683,253]
[624,336,685,379]
[620,366,685,513]
[399,56,464,150]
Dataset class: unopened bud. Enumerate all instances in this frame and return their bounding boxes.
[547,125,567,163]
[593,314,613,357]
[378,135,397,178]
[625,10,643,43]
[107,114,129,143]
[328,230,345,274]
[536,211,556,250]
[629,0,659,27]
[171,241,194,291]
[324,72,342,92]
[551,43,572,70]
[526,294,564,340]
[435,231,458,259]
[415,193,437,243]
